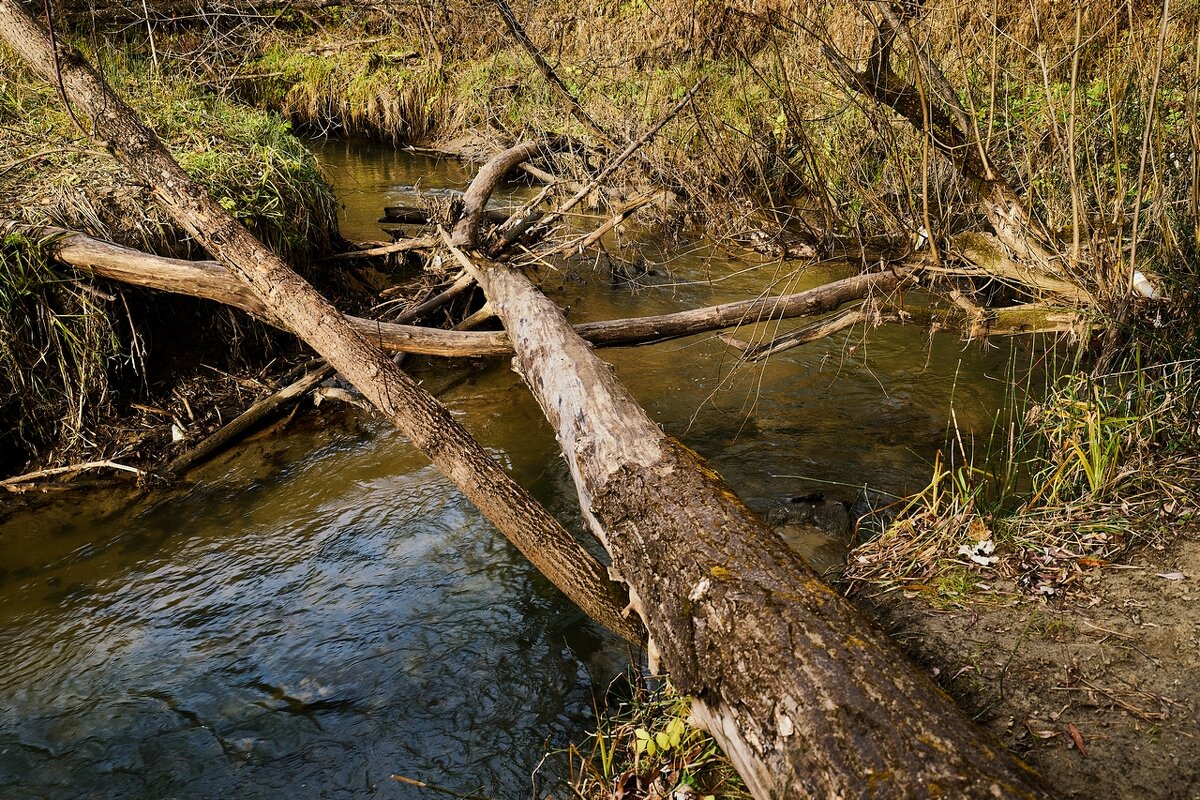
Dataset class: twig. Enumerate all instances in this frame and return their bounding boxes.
[728,306,869,361]
[540,190,663,258]
[536,78,705,232]
[327,236,439,261]
[489,0,618,151]
[1,460,144,491]
[389,774,493,800]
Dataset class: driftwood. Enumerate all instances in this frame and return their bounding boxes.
[891,301,1095,339]
[168,365,333,475]
[0,0,644,646]
[4,221,899,356]
[0,460,144,492]
[171,263,477,477]
[442,145,1056,798]
[328,235,438,261]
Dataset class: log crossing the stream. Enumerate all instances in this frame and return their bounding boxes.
[0,2,1057,792]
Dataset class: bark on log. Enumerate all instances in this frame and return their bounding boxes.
[0,1,643,646]
[169,273,475,474]
[5,221,900,355]
[444,152,1056,797]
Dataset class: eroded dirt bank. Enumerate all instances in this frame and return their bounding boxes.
[869,523,1200,799]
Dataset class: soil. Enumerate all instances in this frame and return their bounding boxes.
[869,522,1200,799]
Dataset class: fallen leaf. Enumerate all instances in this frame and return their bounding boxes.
[1025,718,1061,739]
[1156,572,1185,581]
[1067,722,1087,756]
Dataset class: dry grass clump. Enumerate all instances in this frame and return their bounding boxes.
[0,232,122,470]
[246,38,450,143]
[845,358,1200,601]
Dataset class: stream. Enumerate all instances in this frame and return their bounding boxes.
[0,140,1019,799]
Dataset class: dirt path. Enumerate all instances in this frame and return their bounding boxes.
[871,524,1200,798]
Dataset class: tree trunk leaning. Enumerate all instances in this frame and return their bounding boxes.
[445,147,1057,798]
[0,0,643,646]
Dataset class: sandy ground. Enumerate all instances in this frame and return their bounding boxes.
[869,523,1200,799]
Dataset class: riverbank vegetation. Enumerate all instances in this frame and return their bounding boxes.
[2,0,1199,795]
[0,41,340,472]
[14,0,1195,578]
[565,674,750,800]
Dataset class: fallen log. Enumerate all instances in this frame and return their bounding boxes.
[4,221,901,355]
[0,0,643,646]
[444,147,1056,798]
[168,365,333,475]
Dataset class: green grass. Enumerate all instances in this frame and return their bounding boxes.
[846,353,1199,601]
[0,43,338,266]
[0,41,341,468]
[566,673,749,800]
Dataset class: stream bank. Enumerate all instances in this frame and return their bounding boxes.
[0,43,343,477]
[7,3,1200,796]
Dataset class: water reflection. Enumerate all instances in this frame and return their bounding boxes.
[0,139,1022,799]
[0,418,617,799]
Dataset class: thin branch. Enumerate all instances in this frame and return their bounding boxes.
[1,460,144,491]
[489,0,618,151]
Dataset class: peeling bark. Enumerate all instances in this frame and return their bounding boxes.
[441,143,1057,795]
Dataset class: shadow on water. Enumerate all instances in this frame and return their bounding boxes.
[0,139,1024,799]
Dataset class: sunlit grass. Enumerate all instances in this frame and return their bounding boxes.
[564,673,749,800]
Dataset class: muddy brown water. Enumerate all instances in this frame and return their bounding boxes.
[0,140,1021,798]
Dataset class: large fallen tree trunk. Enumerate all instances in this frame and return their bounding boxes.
[444,147,1056,798]
[4,220,903,355]
[0,0,642,646]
